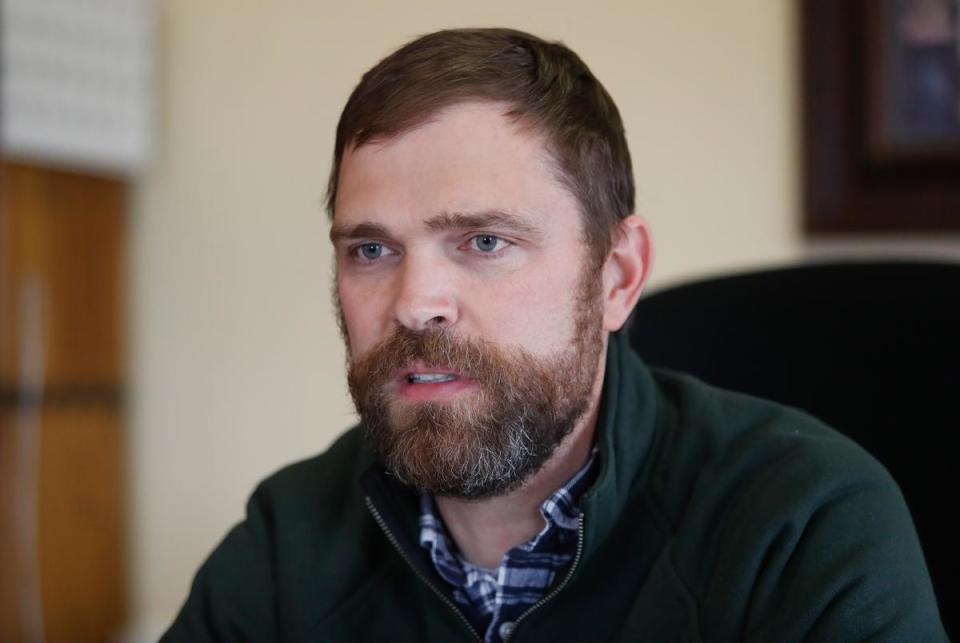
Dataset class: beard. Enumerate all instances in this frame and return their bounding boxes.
[345,271,605,500]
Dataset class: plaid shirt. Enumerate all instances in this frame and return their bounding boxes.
[419,448,599,643]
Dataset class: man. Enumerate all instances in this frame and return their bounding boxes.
[163,28,946,642]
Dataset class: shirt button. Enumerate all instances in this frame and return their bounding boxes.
[499,621,515,641]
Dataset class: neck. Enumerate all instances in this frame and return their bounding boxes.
[434,345,607,570]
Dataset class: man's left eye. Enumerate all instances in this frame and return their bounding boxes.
[470,235,508,253]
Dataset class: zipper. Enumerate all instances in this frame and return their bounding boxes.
[364,496,482,642]
[501,512,586,642]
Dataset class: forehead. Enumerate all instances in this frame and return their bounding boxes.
[333,102,580,228]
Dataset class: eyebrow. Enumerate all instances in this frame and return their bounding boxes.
[329,221,391,243]
[424,211,543,237]
[329,210,544,243]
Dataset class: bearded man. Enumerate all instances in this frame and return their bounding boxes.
[163,28,946,642]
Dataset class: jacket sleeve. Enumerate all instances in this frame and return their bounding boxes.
[160,486,278,642]
[738,467,948,642]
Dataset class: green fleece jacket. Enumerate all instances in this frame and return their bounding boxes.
[162,332,947,642]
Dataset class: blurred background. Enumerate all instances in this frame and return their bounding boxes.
[2,0,958,641]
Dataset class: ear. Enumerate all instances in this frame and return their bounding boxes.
[602,215,654,332]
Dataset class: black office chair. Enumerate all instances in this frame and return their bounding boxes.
[627,261,958,639]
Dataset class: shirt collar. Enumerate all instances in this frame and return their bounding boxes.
[419,446,600,573]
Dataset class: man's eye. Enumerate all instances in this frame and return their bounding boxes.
[353,243,390,261]
[471,235,508,253]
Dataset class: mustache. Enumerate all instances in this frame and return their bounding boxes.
[349,326,513,389]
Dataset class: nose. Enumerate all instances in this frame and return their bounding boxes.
[393,253,459,332]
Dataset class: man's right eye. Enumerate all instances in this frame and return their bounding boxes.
[352,243,391,261]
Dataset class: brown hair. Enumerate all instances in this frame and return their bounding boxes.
[326,27,634,262]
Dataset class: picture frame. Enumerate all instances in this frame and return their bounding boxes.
[802,0,960,233]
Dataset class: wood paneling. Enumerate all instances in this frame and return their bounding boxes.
[1,406,126,643]
[0,407,43,643]
[38,406,127,643]
[0,161,127,642]
[0,163,126,389]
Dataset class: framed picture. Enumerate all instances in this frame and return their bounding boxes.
[803,0,960,233]
[867,0,960,160]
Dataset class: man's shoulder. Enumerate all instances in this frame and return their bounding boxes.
[625,368,944,640]
[639,365,905,544]
[647,366,888,487]
[160,427,413,642]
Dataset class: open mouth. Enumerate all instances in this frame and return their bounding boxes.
[407,373,459,384]
[396,363,476,400]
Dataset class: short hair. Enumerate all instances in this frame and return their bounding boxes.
[326,27,635,263]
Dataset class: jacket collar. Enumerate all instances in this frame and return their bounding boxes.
[579,330,660,563]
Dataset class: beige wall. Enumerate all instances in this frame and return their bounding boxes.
[129,1,959,639]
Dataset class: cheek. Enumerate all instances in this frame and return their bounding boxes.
[470,264,582,354]
[337,280,388,356]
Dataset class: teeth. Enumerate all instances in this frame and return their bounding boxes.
[408,373,458,384]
